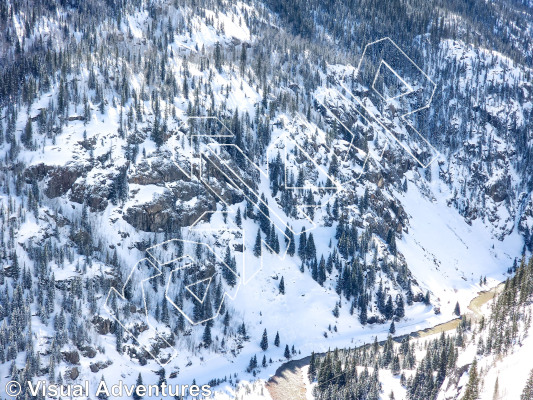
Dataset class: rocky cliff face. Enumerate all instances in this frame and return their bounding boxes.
[0,0,531,394]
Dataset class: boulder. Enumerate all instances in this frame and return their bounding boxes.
[89,361,112,373]
[69,367,80,380]
[80,346,97,358]
[92,316,114,335]
[62,350,80,365]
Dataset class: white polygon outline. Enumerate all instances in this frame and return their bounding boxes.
[347,37,438,167]
[318,37,440,169]
[172,116,235,180]
[195,151,294,285]
[147,238,241,326]
[186,276,213,304]
[106,38,437,366]
[354,37,437,121]
[104,234,242,366]
[313,97,388,179]
[172,114,339,284]
[104,257,183,366]
[372,60,414,102]
[264,114,383,235]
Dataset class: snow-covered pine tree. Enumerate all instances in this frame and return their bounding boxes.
[260,329,268,351]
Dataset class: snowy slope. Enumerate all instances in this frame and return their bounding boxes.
[0,0,532,399]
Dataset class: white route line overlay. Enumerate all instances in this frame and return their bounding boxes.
[102,36,437,365]
[320,36,440,168]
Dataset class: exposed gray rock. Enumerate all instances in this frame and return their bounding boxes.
[92,316,114,335]
[69,176,112,211]
[124,182,219,232]
[69,367,80,380]
[25,163,87,198]
[485,176,510,203]
[79,346,97,358]
[62,350,80,365]
[129,157,189,185]
[89,360,112,373]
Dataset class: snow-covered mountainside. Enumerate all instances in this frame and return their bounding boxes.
[306,255,533,400]
[0,0,532,398]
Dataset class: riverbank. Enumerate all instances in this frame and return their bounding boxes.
[266,283,503,400]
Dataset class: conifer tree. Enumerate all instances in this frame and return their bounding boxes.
[214,41,223,72]
[311,258,319,281]
[359,298,368,325]
[115,324,123,354]
[133,373,144,400]
[183,76,189,99]
[392,355,401,376]
[161,299,169,325]
[260,329,268,351]
[151,96,163,146]
[22,120,33,149]
[247,355,258,372]
[395,295,405,319]
[270,224,280,253]
[462,359,479,400]
[298,228,307,260]
[223,246,237,286]
[11,252,19,281]
[318,255,326,285]
[203,324,212,347]
[240,44,247,76]
[235,208,242,228]
[385,295,394,320]
[454,301,461,316]
[424,291,431,305]
[306,233,316,261]
[332,302,339,318]
[98,376,109,400]
[308,352,317,380]
[284,344,291,359]
[253,229,262,257]
[279,276,285,294]
[287,228,296,256]
[521,370,533,400]
[258,194,270,233]
[406,281,414,306]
